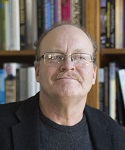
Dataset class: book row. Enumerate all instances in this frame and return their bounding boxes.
[0,0,84,51]
[0,63,40,104]
[99,62,125,126]
[100,0,125,48]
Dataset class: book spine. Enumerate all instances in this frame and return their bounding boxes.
[37,0,44,38]
[61,0,71,21]
[11,0,20,50]
[31,0,37,49]
[109,62,116,120]
[54,0,61,23]
[5,78,16,103]
[18,67,28,101]
[0,69,5,104]
[118,69,125,107]
[19,0,26,49]
[44,0,51,31]
[106,0,111,48]
[1,0,5,50]
[71,0,81,26]
[116,68,125,126]
[50,0,54,26]
[104,66,109,114]
[100,0,107,48]
[81,0,86,28]
[99,68,105,111]
[4,0,11,50]
[123,0,125,48]
[0,0,2,50]
[115,0,123,49]
[27,67,36,98]
[110,0,115,48]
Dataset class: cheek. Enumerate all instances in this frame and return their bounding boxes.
[79,67,96,84]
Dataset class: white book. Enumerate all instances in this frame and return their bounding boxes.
[5,0,11,50]
[26,0,37,49]
[115,0,123,48]
[118,69,125,107]
[109,62,116,120]
[11,0,20,50]
[27,67,36,98]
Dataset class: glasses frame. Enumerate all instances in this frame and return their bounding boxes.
[36,52,94,65]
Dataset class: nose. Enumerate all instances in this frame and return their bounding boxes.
[59,57,75,71]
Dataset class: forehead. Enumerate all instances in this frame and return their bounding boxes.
[39,25,93,54]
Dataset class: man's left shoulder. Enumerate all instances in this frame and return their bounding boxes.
[85,105,125,134]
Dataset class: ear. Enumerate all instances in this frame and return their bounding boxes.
[92,65,97,85]
[34,61,40,82]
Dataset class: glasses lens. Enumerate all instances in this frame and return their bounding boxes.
[44,53,64,64]
[72,53,92,64]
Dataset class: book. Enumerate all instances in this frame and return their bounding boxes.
[19,0,27,49]
[0,0,2,50]
[100,0,107,48]
[61,0,71,21]
[118,69,125,108]
[104,66,109,114]
[0,0,5,50]
[16,67,28,101]
[123,0,125,48]
[71,0,82,26]
[4,0,11,50]
[116,68,125,126]
[81,0,86,28]
[115,0,123,49]
[37,0,51,38]
[0,69,5,104]
[25,0,37,49]
[3,63,24,103]
[27,66,37,98]
[11,0,20,50]
[105,0,111,48]
[99,68,105,111]
[54,0,61,23]
[109,62,116,120]
[110,0,115,48]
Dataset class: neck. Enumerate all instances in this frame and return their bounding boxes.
[39,93,86,126]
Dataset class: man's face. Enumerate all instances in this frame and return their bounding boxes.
[35,25,96,101]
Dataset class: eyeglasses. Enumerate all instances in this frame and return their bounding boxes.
[36,52,94,66]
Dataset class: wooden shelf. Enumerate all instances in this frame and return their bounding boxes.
[101,48,125,55]
[0,50,35,56]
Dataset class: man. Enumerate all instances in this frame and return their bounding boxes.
[0,23,125,150]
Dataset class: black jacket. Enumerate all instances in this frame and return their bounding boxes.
[0,93,125,150]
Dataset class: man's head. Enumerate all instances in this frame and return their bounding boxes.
[34,23,97,105]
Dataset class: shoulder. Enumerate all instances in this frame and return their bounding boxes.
[85,105,125,136]
[0,93,39,119]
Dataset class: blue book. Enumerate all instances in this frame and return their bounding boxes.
[0,69,5,104]
[123,0,125,48]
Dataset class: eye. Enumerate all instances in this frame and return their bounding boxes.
[73,55,85,60]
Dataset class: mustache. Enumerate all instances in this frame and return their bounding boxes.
[56,72,83,83]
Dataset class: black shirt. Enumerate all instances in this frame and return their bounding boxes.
[39,109,93,150]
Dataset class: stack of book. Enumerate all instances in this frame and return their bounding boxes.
[0,62,40,104]
[0,0,84,51]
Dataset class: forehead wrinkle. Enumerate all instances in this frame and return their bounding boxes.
[40,25,93,54]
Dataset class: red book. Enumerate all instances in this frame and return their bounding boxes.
[61,0,71,21]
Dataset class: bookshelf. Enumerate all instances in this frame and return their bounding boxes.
[0,0,100,109]
[0,0,125,129]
